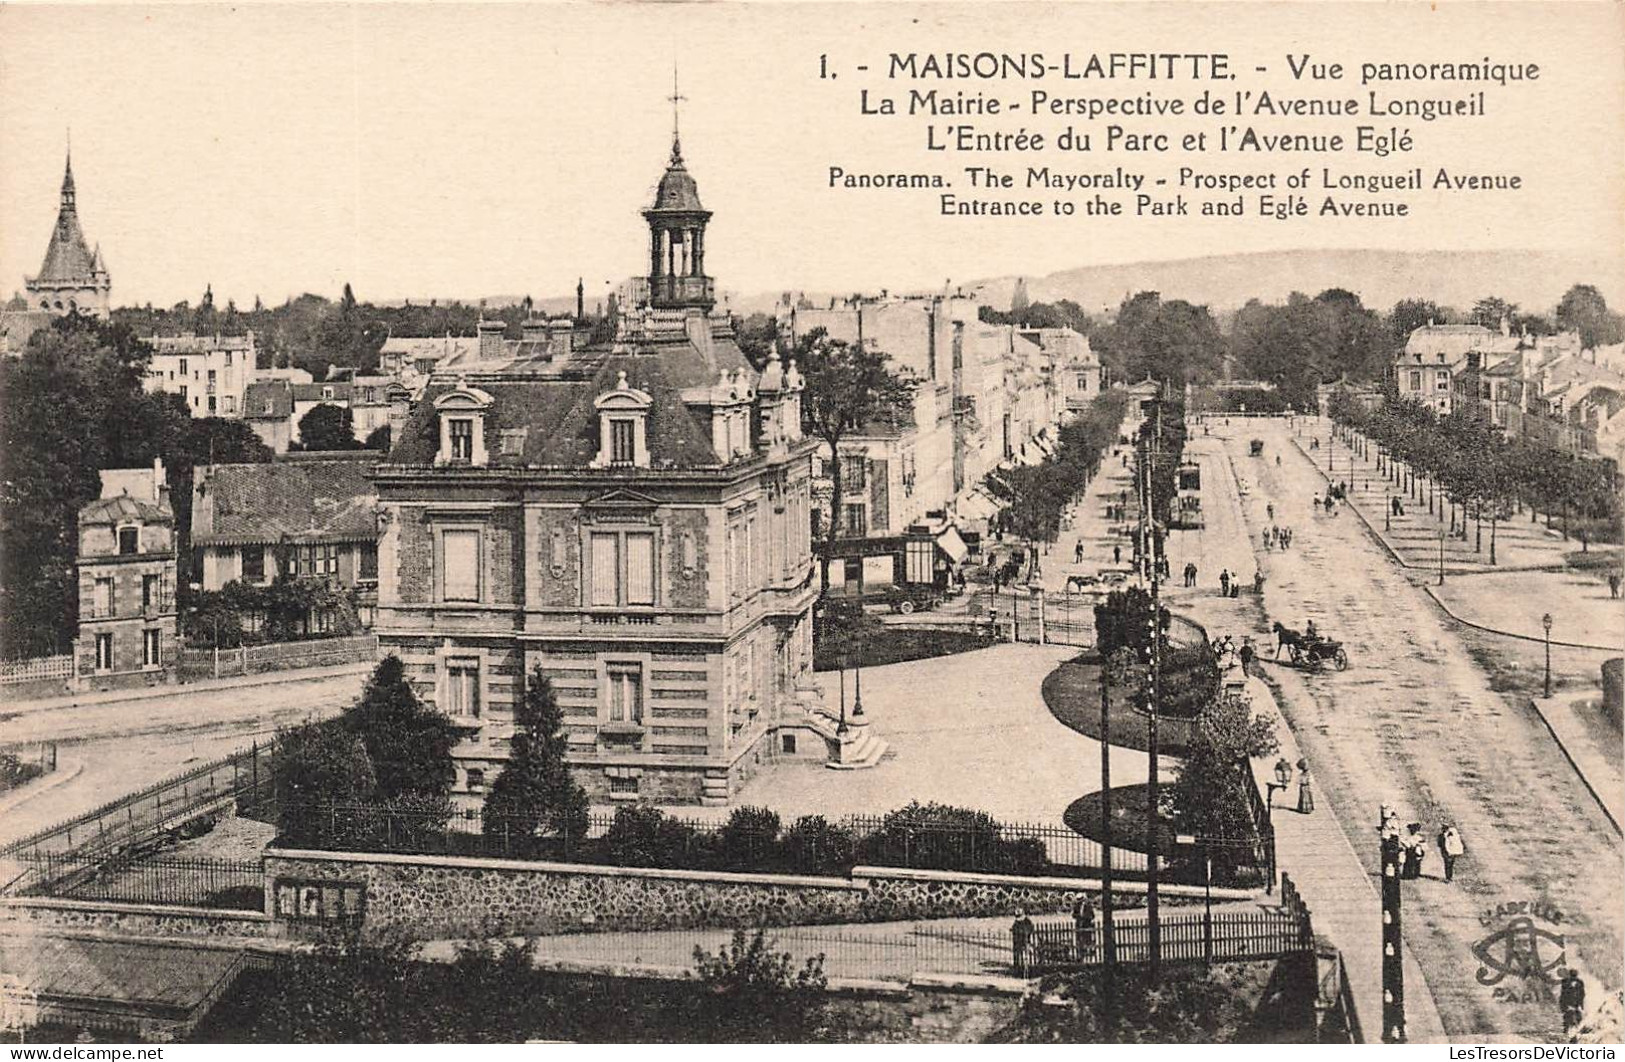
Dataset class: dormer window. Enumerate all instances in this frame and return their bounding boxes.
[433,383,494,467]
[449,418,474,461]
[593,370,653,469]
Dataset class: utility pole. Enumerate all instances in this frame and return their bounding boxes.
[1144,401,1163,983]
[1099,651,1116,971]
[1381,832,1407,1042]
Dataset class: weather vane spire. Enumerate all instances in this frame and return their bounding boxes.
[667,64,686,161]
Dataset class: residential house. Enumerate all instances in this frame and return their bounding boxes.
[74,461,177,689]
[145,332,257,418]
[373,128,841,807]
[190,453,380,630]
[244,380,296,453]
[1396,322,1519,415]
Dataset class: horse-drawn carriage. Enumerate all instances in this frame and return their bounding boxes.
[1272,622,1349,671]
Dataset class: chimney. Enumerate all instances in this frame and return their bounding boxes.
[152,457,168,505]
[547,318,574,359]
[521,317,547,343]
[477,318,505,361]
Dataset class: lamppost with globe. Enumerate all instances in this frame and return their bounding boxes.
[1542,613,1554,699]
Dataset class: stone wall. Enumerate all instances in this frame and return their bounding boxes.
[263,849,1240,943]
[1,897,272,939]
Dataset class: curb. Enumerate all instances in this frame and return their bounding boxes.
[1526,698,1623,837]
[0,758,83,818]
[1420,586,1619,653]
[3,661,371,717]
[1291,434,1619,652]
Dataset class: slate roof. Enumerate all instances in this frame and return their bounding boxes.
[292,382,354,403]
[80,493,171,525]
[0,932,243,1016]
[649,138,707,214]
[244,380,292,419]
[192,456,377,546]
[386,330,755,469]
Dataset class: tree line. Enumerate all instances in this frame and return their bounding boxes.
[1328,384,1622,559]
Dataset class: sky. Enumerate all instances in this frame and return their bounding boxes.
[2,2,1621,310]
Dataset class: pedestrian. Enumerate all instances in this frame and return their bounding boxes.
[1239,637,1256,677]
[1075,540,1085,565]
[1276,454,1281,466]
[1560,969,1587,1036]
[1072,894,1097,960]
[1267,503,1275,522]
[1113,543,1121,565]
[1404,823,1427,879]
[1010,908,1036,976]
[1253,569,1265,594]
[1297,759,1315,813]
[1438,824,1465,883]
[1219,569,1231,596]
[1262,529,1273,551]
[1609,572,1620,599]
[1230,580,1240,598]
[1379,804,1402,843]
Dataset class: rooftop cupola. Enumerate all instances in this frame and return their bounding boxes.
[643,73,714,311]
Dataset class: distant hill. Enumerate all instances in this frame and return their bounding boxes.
[978,249,1625,318]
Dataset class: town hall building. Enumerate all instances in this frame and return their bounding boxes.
[26,152,111,318]
[372,128,862,806]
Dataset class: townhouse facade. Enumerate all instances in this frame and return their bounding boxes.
[144,332,257,418]
[372,131,840,807]
[74,463,178,689]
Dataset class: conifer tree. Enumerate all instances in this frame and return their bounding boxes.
[483,664,589,849]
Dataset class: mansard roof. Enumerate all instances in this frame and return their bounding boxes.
[191,456,376,546]
[385,329,757,470]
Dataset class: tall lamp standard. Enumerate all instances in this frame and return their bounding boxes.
[852,650,865,720]
[837,654,849,736]
[1384,493,1392,532]
[1437,530,1446,587]
[1542,613,1554,699]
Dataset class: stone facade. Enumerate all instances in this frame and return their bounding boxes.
[73,463,178,690]
[373,124,826,807]
[262,850,1231,944]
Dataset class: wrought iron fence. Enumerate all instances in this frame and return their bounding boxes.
[279,802,1258,881]
[10,851,265,911]
[1,741,276,862]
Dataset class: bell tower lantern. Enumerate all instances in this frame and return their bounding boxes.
[643,78,714,312]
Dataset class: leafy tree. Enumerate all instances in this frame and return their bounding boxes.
[364,423,392,452]
[1469,296,1517,331]
[1388,298,1445,346]
[733,312,781,369]
[346,655,459,806]
[481,667,589,851]
[603,804,704,867]
[692,929,828,1042]
[273,720,379,846]
[780,815,857,875]
[858,801,1049,875]
[1093,292,1223,389]
[1555,284,1624,350]
[298,403,362,451]
[795,328,917,573]
[714,805,782,870]
[1164,691,1278,884]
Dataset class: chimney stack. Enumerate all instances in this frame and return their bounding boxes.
[477,318,506,361]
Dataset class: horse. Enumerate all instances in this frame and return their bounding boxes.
[1273,621,1306,660]
[1065,574,1097,592]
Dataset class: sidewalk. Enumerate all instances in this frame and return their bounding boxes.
[1290,420,1622,653]
[1244,669,1447,1043]
[1528,691,1625,834]
[0,659,372,718]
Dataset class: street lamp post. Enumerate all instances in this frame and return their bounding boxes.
[1437,531,1446,586]
[837,656,849,736]
[1384,494,1391,532]
[852,652,865,719]
[1542,613,1554,698]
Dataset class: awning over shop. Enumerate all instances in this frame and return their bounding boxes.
[955,490,1000,522]
[935,525,969,564]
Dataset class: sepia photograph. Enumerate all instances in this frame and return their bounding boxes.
[0,0,1621,1049]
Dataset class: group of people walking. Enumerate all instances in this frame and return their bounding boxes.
[1262,525,1293,551]
[1380,805,1466,882]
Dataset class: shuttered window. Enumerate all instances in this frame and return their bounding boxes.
[625,533,655,606]
[591,533,619,606]
[443,529,480,602]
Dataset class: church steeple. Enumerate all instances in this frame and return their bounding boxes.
[60,150,77,213]
[643,70,714,312]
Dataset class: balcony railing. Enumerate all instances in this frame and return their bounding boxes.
[648,275,715,306]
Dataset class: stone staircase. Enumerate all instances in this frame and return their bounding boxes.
[826,727,892,770]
